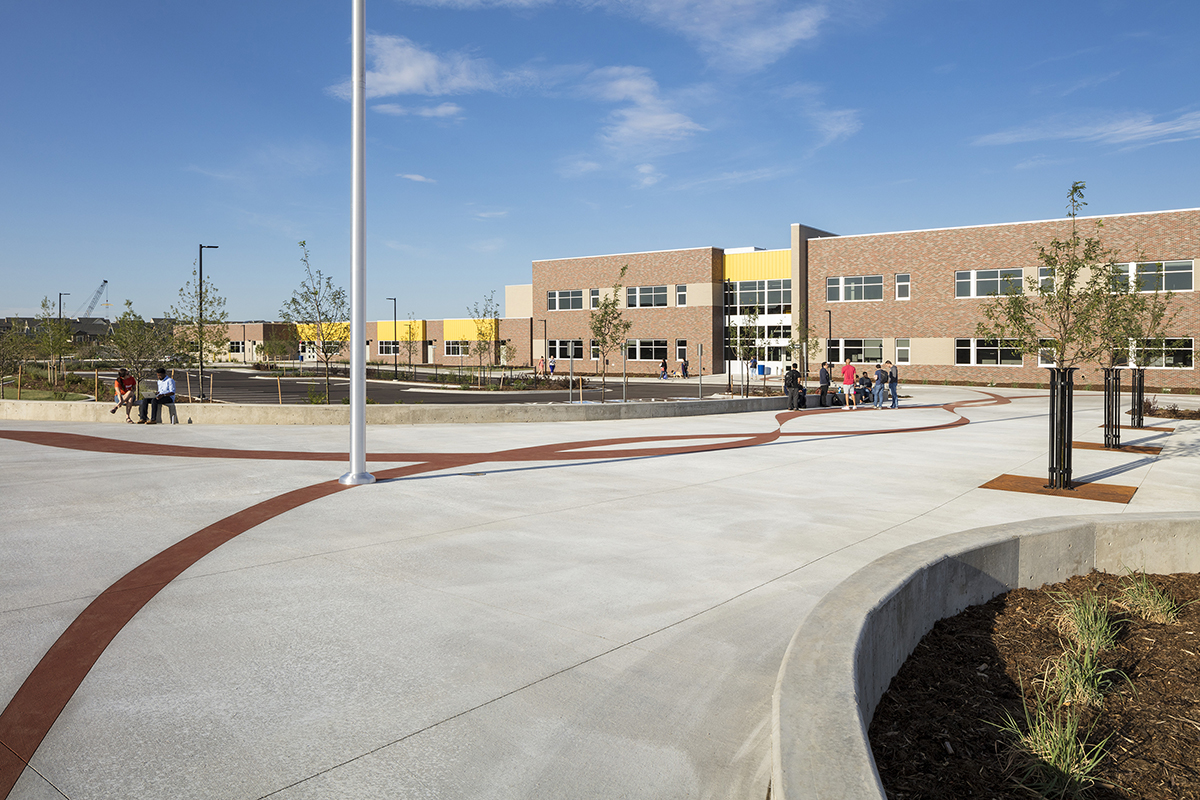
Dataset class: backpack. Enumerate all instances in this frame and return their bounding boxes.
[784,370,796,389]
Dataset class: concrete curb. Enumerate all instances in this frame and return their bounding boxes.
[771,512,1200,800]
[0,395,791,425]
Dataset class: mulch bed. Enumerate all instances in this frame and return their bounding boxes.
[870,571,1200,799]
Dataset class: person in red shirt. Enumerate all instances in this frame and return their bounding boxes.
[840,358,858,410]
[110,368,138,422]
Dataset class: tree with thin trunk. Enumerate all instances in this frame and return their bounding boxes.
[0,319,33,391]
[976,181,1126,487]
[260,326,300,371]
[170,262,229,380]
[35,297,74,385]
[105,300,176,385]
[279,241,350,404]
[588,266,632,402]
[469,291,499,388]
[402,313,420,379]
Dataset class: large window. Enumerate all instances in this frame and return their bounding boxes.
[826,338,883,364]
[229,340,244,354]
[955,269,1024,298]
[827,275,883,302]
[1132,338,1194,368]
[1114,261,1193,293]
[379,340,399,355]
[548,339,584,359]
[724,279,792,315]
[955,338,1023,366]
[627,285,668,308]
[445,340,469,356]
[626,339,668,360]
[547,289,583,310]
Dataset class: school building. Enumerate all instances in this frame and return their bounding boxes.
[222,206,1198,389]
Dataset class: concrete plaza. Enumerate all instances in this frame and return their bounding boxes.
[1,386,1198,799]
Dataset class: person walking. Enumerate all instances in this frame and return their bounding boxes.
[548,357,556,376]
[680,357,689,379]
[840,358,857,410]
[818,361,830,407]
[886,360,899,408]
[784,363,802,410]
[660,357,668,379]
[538,356,545,376]
[872,363,887,409]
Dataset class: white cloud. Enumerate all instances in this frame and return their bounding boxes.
[974,110,1200,148]
[390,0,829,72]
[634,163,664,187]
[781,83,862,150]
[586,66,705,151]
[475,210,508,218]
[399,173,437,182]
[558,158,603,177]
[671,166,781,190]
[374,101,465,118]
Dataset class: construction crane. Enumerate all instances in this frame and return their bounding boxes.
[75,280,108,318]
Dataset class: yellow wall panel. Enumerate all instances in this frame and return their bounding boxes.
[378,319,426,341]
[723,249,791,281]
[443,318,498,341]
[296,321,350,342]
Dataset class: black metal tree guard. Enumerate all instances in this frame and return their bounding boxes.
[1129,368,1146,428]
[1103,367,1122,449]
[1046,367,1077,490]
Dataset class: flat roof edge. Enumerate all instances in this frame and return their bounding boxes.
[533,246,721,263]
[808,207,1200,241]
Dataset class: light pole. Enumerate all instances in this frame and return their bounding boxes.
[57,292,70,380]
[386,297,397,379]
[340,0,374,486]
[198,244,218,400]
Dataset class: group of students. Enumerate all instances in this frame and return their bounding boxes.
[110,367,177,424]
[817,359,900,410]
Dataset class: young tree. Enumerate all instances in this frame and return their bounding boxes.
[279,241,349,403]
[735,306,762,397]
[104,301,176,385]
[468,291,499,388]
[170,261,229,398]
[35,297,75,385]
[0,319,33,389]
[401,313,421,379]
[976,181,1124,487]
[786,323,823,388]
[588,266,632,402]
[259,325,300,370]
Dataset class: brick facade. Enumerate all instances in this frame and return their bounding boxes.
[531,248,725,376]
[806,209,1200,390]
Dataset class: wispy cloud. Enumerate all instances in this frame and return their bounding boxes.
[374,101,465,118]
[586,66,704,152]
[475,210,508,218]
[781,83,862,150]
[634,163,664,187]
[1013,155,1070,171]
[671,167,781,191]
[974,110,1200,148]
[391,0,829,72]
[399,173,437,182]
[1031,71,1121,98]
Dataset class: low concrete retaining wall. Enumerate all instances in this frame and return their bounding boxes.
[0,395,790,425]
[772,512,1200,800]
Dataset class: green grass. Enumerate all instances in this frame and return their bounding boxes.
[1052,590,1119,653]
[0,387,89,401]
[1041,647,1127,709]
[997,685,1110,800]
[1117,572,1180,625]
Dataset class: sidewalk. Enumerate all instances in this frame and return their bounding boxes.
[1,386,1197,799]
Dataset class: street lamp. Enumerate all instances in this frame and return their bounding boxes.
[57,292,70,379]
[198,244,219,400]
[386,297,397,379]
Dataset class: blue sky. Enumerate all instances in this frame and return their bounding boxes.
[2,0,1198,321]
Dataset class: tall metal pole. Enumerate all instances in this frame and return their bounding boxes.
[698,343,703,400]
[387,297,397,379]
[57,292,70,382]
[199,245,217,400]
[341,0,374,486]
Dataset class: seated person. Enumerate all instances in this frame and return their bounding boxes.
[137,368,176,424]
[110,368,138,421]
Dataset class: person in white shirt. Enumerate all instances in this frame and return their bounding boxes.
[137,367,176,424]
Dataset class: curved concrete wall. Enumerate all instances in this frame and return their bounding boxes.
[0,395,789,425]
[771,512,1200,800]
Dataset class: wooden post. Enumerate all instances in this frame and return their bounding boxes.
[277,375,282,405]
[94,369,99,402]
[208,373,214,403]
[185,371,192,403]
[15,365,20,400]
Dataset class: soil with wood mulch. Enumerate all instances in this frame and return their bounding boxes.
[869,571,1200,799]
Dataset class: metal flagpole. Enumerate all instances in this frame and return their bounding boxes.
[341,0,374,486]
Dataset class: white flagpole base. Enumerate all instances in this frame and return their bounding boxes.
[339,471,376,486]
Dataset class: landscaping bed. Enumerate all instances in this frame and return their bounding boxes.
[870,571,1200,799]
